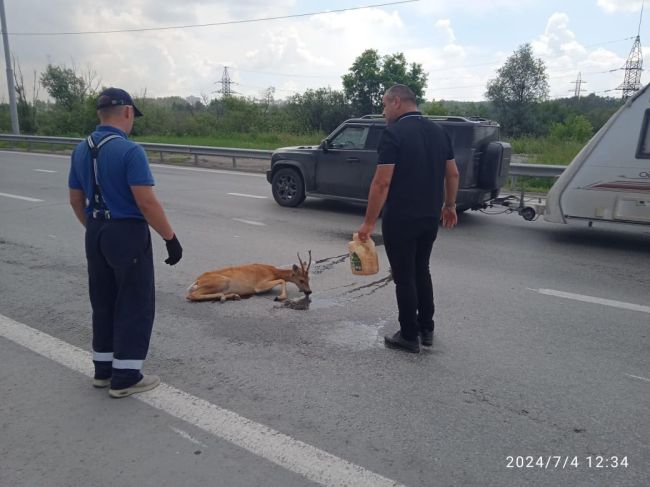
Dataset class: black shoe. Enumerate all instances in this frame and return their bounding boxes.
[420,329,433,347]
[384,331,420,353]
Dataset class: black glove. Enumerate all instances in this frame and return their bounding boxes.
[164,234,183,265]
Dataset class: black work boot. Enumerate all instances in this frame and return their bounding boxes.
[420,329,433,347]
[384,331,420,353]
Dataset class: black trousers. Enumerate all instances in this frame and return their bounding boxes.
[382,216,439,341]
[85,218,155,388]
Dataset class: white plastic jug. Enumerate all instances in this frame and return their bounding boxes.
[348,233,379,276]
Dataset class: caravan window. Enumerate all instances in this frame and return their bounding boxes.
[636,109,650,158]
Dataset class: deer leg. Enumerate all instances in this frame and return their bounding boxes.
[275,280,288,301]
[186,292,227,302]
[254,279,288,301]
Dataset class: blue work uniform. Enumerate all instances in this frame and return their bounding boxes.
[69,125,156,389]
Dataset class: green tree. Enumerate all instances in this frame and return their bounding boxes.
[40,64,88,110]
[421,99,447,116]
[12,58,38,133]
[342,49,428,116]
[287,88,352,133]
[486,43,549,136]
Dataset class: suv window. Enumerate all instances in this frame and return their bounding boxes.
[365,126,385,150]
[331,126,369,149]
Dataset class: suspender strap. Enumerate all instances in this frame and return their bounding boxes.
[86,134,122,219]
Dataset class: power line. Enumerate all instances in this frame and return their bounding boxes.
[233,67,340,79]
[6,1,419,36]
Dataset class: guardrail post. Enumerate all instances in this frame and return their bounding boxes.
[27,142,31,152]
[232,157,236,168]
[193,154,198,166]
[159,151,164,163]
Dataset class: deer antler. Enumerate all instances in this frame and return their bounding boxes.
[297,252,306,274]
[297,250,312,274]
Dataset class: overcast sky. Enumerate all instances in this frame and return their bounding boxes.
[1,0,648,103]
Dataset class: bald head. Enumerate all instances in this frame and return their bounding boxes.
[382,84,418,122]
[384,84,417,104]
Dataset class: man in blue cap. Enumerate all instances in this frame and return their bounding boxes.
[69,87,183,397]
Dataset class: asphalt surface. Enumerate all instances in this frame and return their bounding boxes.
[1,150,649,487]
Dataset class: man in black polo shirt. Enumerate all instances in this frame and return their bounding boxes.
[357,84,459,353]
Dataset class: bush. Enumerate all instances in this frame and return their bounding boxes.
[548,115,593,142]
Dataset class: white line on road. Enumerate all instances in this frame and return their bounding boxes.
[227,192,268,199]
[33,169,57,173]
[624,373,650,383]
[169,426,207,447]
[232,218,266,226]
[0,192,44,202]
[0,314,402,487]
[531,289,650,314]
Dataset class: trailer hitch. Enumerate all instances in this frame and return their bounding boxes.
[487,191,545,221]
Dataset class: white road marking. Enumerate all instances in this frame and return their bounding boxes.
[169,426,207,447]
[0,314,402,487]
[0,192,43,202]
[33,169,57,173]
[232,218,266,226]
[227,192,268,199]
[532,289,650,314]
[624,373,650,383]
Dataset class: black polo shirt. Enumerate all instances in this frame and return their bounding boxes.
[377,111,454,221]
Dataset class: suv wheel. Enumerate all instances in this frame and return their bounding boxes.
[271,167,306,207]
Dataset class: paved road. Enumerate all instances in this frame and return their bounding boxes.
[1,150,649,487]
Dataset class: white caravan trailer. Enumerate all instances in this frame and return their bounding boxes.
[544,84,650,229]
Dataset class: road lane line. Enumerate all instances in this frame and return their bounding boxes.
[232,218,266,226]
[0,314,402,487]
[227,192,268,199]
[33,169,57,173]
[624,374,650,383]
[0,192,43,202]
[169,426,207,447]
[531,289,650,314]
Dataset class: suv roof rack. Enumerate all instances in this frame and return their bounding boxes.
[356,114,499,125]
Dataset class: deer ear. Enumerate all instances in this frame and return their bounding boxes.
[292,264,300,273]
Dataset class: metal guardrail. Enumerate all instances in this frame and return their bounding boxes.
[508,163,566,178]
[0,134,567,176]
[0,134,273,169]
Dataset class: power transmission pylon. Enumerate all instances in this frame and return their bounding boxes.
[616,1,644,100]
[214,66,238,97]
[570,72,587,98]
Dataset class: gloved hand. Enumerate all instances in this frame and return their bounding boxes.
[164,234,183,265]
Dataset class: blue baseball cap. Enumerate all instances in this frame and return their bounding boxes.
[96,87,143,117]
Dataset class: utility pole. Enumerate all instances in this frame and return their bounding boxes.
[0,0,19,134]
[214,66,237,97]
[616,0,644,100]
[570,72,587,98]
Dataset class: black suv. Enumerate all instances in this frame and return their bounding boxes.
[266,115,511,212]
